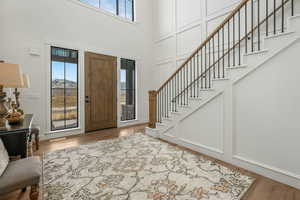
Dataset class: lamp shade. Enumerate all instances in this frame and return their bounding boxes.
[21,74,30,88]
[0,63,23,88]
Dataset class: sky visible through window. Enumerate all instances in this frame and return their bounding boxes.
[52,61,77,83]
[79,0,134,21]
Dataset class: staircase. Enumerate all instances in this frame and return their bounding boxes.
[147,0,300,189]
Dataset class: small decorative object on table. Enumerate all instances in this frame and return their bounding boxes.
[5,101,24,125]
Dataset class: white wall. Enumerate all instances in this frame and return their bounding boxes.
[0,0,154,139]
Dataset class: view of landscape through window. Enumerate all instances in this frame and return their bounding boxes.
[120,58,136,121]
[51,47,78,131]
[79,0,134,21]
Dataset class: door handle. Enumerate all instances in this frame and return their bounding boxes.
[85,96,90,103]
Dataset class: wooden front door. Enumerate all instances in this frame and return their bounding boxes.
[85,52,117,132]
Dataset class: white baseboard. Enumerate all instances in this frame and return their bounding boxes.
[233,155,300,190]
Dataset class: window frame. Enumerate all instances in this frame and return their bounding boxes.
[50,46,79,131]
[78,0,135,21]
[120,58,136,122]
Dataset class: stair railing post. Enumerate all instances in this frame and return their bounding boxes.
[148,90,157,128]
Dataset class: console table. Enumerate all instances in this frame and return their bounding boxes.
[0,114,33,158]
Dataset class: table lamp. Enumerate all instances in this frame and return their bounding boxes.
[0,63,23,127]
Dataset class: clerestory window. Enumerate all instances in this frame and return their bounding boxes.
[79,0,134,21]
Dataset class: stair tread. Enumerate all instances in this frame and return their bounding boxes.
[226,65,247,69]
[244,49,268,56]
[264,31,294,40]
[212,78,230,81]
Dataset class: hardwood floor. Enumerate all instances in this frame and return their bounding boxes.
[1,124,299,200]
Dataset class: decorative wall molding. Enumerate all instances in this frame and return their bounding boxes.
[155,58,174,66]
[154,0,244,71]
[179,91,224,122]
[179,138,224,155]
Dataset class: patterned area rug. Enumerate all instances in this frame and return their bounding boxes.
[43,133,254,200]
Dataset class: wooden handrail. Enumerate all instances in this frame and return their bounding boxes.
[171,0,290,100]
[157,0,250,92]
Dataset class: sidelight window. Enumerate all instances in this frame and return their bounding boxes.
[50,47,79,131]
[120,58,136,121]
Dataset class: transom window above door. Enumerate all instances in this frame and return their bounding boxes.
[79,0,134,21]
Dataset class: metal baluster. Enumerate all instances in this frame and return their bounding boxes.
[274,0,276,34]
[205,44,207,88]
[159,90,162,123]
[162,89,164,119]
[166,84,168,118]
[180,69,183,105]
[228,20,231,67]
[190,60,193,98]
[173,78,175,112]
[245,2,248,53]
[218,31,220,78]
[169,81,171,114]
[171,79,173,112]
[193,57,196,97]
[201,49,203,89]
[165,86,167,118]
[160,92,162,122]
[157,91,159,122]
[222,27,225,78]
[209,40,211,88]
[166,86,168,117]
[233,14,236,67]
[175,75,177,112]
[251,0,254,52]
[170,81,172,113]
[266,0,269,36]
[183,67,185,105]
[197,52,199,97]
[292,0,294,16]
[281,0,284,33]
[258,0,261,51]
[187,62,189,104]
[213,36,216,79]
[238,10,241,66]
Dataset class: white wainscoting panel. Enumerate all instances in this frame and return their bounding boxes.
[154,0,175,39]
[178,94,224,154]
[155,36,176,62]
[154,62,175,88]
[177,25,202,57]
[233,40,300,177]
[176,0,202,29]
[206,0,240,16]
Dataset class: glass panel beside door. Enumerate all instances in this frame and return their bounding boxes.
[51,47,79,131]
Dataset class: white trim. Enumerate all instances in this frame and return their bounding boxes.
[40,128,82,141]
[155,58,174,66]
[179,138,224,155]
[233,155,300,181]
[119,57,138,123]
[179,91,223,122]
[44,43,84,137]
